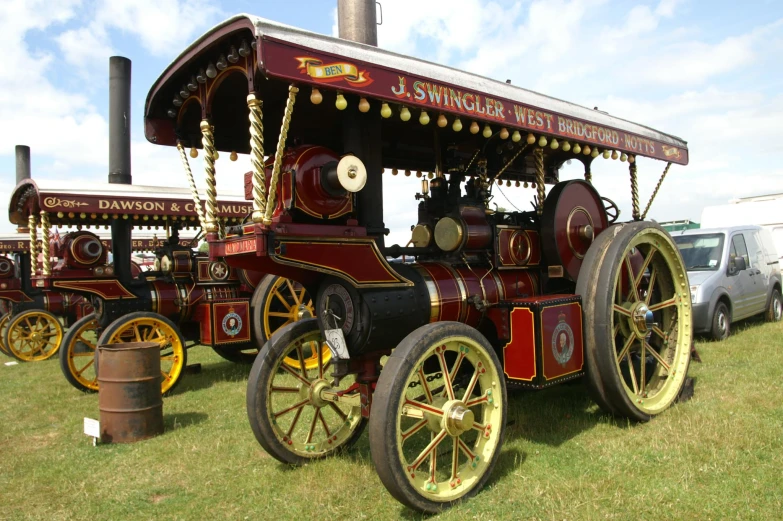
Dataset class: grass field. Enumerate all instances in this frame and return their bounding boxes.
[1,318,782,521]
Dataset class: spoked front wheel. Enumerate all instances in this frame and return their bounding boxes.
[369,322,507,513]
[246,318,365,465]
[59,313,100,392]
[5,309,64,362]
[577,222,692,421]
[0,312,11,356]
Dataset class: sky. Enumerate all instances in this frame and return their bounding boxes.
[1,0,782,247]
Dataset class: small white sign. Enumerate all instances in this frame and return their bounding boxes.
[324,328,350,360]
[4,361,18,366]
[84,417,101,445]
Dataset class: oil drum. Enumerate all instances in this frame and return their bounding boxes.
[97,342,164,443]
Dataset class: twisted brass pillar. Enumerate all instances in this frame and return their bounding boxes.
[200,120,219,234]
[630,161,640,221]
[263,84,299,225]
[535,147,545,215]
[641,162,671,220]
[28,214,38,265]
[176,141,206,230]
[40,211,51,276]
[247,93,267,223]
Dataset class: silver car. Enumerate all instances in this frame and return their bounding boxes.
[671,225,782,340]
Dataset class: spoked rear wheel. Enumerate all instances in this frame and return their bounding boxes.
[251,275,327,370]
[5,309,64,362]
[98,312,187,395]
[59,313,100,392]
[246,318,365,465]
[369,322,506,513]
[577,222,691,421]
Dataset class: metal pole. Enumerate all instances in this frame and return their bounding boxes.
[15,145,31,184]
[109,57,132,185]
[337,0,378,45]
[338,0,385,245]
[108,56,133,287]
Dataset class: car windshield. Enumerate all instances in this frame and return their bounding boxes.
[673,233,725,271]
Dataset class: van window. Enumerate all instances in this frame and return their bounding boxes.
[673,233,724,270]
[730,234,750,267]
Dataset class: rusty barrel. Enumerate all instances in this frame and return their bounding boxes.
[97,342,164,443]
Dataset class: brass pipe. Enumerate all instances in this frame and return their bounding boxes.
[28,214,38,265]
[176,142,206,230]
[40,211,51,277]
[247,93,267,223]
[200,120,219,234]
[263,84,299,225]
[496,144,530,179]
[641,162,671,220]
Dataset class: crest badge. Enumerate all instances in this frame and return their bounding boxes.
[222,307,243,337]
[209,260,229,281]
[551,311,574,367]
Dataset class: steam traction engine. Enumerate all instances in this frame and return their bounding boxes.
[7,180,310,393]
[145,15,693,512]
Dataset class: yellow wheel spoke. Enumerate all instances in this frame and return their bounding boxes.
[317,343,325,379]
[75,359,94,376]
[450,437,460,481]
[272,288,294,311]
[644,340,671,372]
[403,399,444,418]
[635,247,657,288]
[132,325,142,343]
[401,418,428,442]
[416,367,433,403]
[436,349,455,400]
[285,279,301,305]
[646,267,657,305]
[640,341,647,395]
[70,352,94,358]
[409,429,447,472]
[616,335,635,364]
[328,402,348,421]
[625,255,638,302]
[428,432,438,485]
[613,304,631,317]
[295,346,308,378]
[649,297,677,312]
[461,367,481,403]
[317,409,331,437]
[271,386,300,393]
[267,311,292,318]
[42,332,58,338]
[281,363,311,387]
[651,325,666,339]
[626,352,639,395]
[287,406,305,439]
[298,288,307,306]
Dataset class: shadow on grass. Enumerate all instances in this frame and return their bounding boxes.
[163,411,209,431]
[695,313,767,342]
[168,360,252,396]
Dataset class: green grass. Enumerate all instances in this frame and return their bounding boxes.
[1,318,782,521]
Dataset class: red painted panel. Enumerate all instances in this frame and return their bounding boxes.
[0,289,33,303]
[541,302,584,380]
[503,307,537,381]
[418,263,461,322]
[212,301,251,345]
[199,303,212,345]
[275,240,408,286]
[52,279,136,300]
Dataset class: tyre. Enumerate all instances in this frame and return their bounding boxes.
[59,314,100,392]
[246,318,365,465]
[369,322,507,513]
[250,275,326,370]
[710,302,730,340]
[765,288,782,323]
[97,312,187,394]
[575,221,691,422]
[5,309,64,362]
[0,312,11,356]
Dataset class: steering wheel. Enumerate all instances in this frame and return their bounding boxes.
[602,197,620,224]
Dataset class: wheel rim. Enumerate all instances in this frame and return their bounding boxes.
[717,311,727,334]
[774,295,782,321]
[105,317,185,394]
[395,336,503,502]
[65,317,99,391]
[7,311,63,361]
[611,229,690,415]
[0,313,10,356]
[262,277,328,370]
[265,328,362,458]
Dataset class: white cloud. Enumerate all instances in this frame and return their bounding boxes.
[56,24,114,67]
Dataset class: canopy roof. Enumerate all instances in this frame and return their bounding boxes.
[9,179,251,228]
[145,14,688,172]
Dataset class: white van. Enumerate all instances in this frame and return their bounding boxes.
[671,225,782,340]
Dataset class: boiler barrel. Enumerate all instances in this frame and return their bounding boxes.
[97,341,163,443]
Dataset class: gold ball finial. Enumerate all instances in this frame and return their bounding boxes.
[499,128,509,140]
[437,114,448,127]
[550,138,559,150]
[428,172,434,179]
[452,117,463,132]
[335,93,347,110]
[506,179,511,187]
[404,169,411,177]
[611,150,619,160]
[358,97,370,113]
[628,154,636,164]
[190,147,198,158]
[515,180,520,187]
[400,107,411,121]
[602,149,610,159]
[511,130,521,142]
[524,181,529,188]
[380,103,392,118]
[620,152,628,162]
[591,147,600,158]
[573,143,582,154]
[419,110,430,125]
[230,151,238,161]
[392,168,398,175]
[562,141,571,152]
[526,133,536,145]
[482,124,492,138]
[310,88,323,104]
[583,145,591,155]
[416,170,422,178]
[538,135,547,147]
[470,121,480,134]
